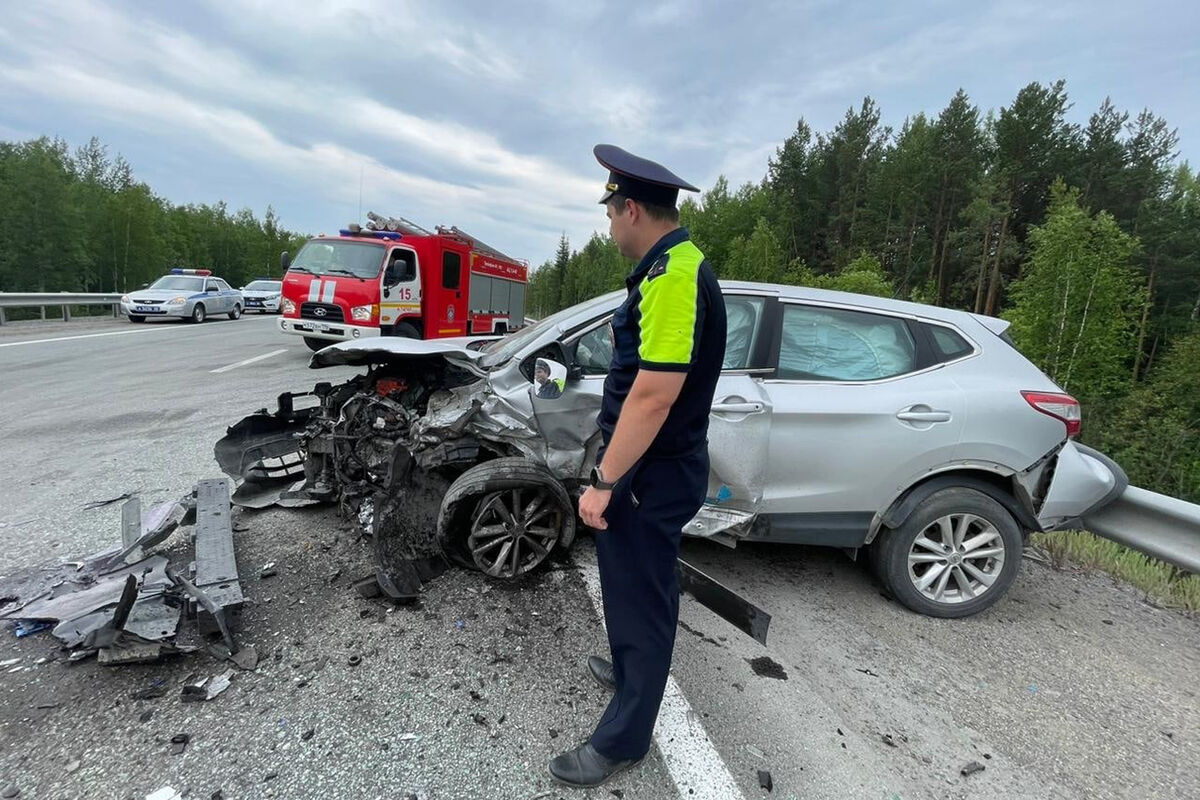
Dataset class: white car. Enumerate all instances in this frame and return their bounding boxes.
[218,281,1126,618]
[121,269,243,323]
[240,280,283,313]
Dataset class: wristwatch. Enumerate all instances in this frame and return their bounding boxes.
[589,466,616,490]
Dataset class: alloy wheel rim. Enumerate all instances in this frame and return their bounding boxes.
[907,513,1006,604]
[468,487,561,578]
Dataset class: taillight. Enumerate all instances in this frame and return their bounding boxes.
[1021,391,1081,437]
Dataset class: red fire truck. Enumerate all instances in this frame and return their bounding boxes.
[278,212,529,351]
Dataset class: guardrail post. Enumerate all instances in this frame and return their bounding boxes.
[62,304,71,322]
[0,307,5,326]
[113,303,120,318]
[40,306,46,320]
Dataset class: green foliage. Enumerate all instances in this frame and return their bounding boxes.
[1004,181,1144,397]
[0,136,304,295]
[793,251,895,297]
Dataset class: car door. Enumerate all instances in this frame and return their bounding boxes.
[756,300,966,546]
[205,280,225,313]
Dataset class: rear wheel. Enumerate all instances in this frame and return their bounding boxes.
[438,458,575,579]
[190,304,206,324]
[128,315,146,323]
[303,337,328,352]
[871,487,1022,618]
[228,303,242,320]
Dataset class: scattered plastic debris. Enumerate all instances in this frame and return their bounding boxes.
[83,492,136,510]
[758,769,773,792]
[961,761,986,777]
[145,787,182,800]
[169,734,189,756]
[259,562,278,579]
[13,620,51,637]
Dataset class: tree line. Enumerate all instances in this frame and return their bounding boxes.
[528,81,1199,504]
[0,137,307,299]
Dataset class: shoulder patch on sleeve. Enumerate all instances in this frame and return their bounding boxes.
[646,254,669,281]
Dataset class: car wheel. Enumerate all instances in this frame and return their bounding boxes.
[128,315,146,323]
[303,337,327,352]
[873,487,1022,618]
[190,304,206,324]
[437,458,575,579]
[228,303,242,320]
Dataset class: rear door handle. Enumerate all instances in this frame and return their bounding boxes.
[896,409,951,423]
[711,402,764,414]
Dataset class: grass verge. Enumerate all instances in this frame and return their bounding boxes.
[1033,530,1200,612]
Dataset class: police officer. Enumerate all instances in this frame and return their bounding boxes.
[548,145,727,787]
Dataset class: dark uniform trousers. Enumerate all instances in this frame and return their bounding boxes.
[589,448,709,760]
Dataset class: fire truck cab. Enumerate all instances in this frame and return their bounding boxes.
[278,213,528,351]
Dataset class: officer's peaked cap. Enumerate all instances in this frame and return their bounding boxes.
[594,144,699,208]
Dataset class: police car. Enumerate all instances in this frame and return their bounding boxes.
[240,279,283,313]
[121,269,244,323]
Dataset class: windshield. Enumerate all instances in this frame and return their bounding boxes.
[479,302,597,368]
[289,240,385,279]
[148,276,205,292]
[244,280,281,292]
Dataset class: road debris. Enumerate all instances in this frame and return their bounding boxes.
[758,769,773,792]
[961,761,986,777]
[259,562,278,579]
[82,491,136,510]
[0,482,249,667]
[145,787,182,800]
[169,733,189,756]
[746,655,788,680]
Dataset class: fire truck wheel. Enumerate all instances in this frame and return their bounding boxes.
[190,304,207,323]
[393,321,421,339]
[228,303,242,320]
[127,315,146,323]
[303,337,328,352]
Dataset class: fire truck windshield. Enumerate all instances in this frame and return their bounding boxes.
[290,240,386,279]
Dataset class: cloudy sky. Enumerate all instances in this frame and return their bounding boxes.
[1,0,1196,265]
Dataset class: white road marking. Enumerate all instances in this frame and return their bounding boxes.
[0,317,275,349]
[210,348,289,373]
[576,550,748,800]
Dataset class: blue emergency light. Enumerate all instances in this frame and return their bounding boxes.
[170,268,213,276]
[340,228,402,240]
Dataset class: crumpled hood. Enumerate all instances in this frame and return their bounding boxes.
[309,336,492,374]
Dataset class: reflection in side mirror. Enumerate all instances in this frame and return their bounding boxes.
[530,358,567,401]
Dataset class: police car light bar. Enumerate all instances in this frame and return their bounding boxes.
[170,268,213,276]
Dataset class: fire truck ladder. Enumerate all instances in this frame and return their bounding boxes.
[365,211,433,237]
[437,225,524,265]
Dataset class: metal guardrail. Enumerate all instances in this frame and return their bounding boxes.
[1083,486,1200,574]
[0,292,124,325]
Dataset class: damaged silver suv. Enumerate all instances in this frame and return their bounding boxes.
[216,281,1126,618]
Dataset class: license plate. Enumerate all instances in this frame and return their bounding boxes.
[134,306,158,313]
[246,300,262,306]
[307,322,329,332]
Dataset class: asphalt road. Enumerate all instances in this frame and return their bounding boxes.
[1,315,1198,799]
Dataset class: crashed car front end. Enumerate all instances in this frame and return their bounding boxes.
[215,337,592,595]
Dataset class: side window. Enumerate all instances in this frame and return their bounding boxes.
[205,280,218,292]
[777,304,917,381]
[723,295,765,369]
[925,323,974,363]
[442,251,461,290]
[216,279,231,292]
[574,323,614,375]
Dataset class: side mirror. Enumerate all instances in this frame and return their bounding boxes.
[280,251,291,271]
[529,358,568,401]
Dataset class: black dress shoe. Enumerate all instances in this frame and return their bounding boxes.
[587,655,615,692]
[548,742,641,787]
